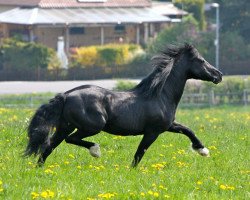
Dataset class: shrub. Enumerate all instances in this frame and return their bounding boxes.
[70,44,142,68]
[184,77,250,94]
[114,80,137,91]
[97,45,128,67]
[220,31,250,62]
[0,38,60,70]
[74,46,98,67]
[174,0,206,30]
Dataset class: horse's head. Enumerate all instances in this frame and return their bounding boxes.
[185,44,222,84]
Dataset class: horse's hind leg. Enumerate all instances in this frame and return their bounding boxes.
[37,123,73,166]
[65,130,101,158]
[167,122,209,156]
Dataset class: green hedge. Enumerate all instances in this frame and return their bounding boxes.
[0,38,59,70]
[184,77,250,94]
[114,77,250,93]
[70,44,143,68]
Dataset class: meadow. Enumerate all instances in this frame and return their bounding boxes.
[0,106,249,199]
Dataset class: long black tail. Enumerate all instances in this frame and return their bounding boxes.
[24,93,66,156]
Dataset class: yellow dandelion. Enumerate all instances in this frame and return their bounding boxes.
[98,192,116,199]
[40,190,55,198]
[68,154,75,159]
[153,192,159,197]
[148,190,154,195]
[151,163,165,170]
[209,146,217,150]
[140,192,145,196]
[44,168,54,174]
[197,181,203,185]
[77,165,82,169]
[159,185,167,190]
[220,184,227,190]
[31,192,40,199]
[228,186,235,190]
[172,156,177,160]
[177,149,186,155]
[176,161,188,168]
[129,192,135,196]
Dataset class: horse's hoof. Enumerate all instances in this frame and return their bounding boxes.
[196,147,210,157]
[89,144,101,158]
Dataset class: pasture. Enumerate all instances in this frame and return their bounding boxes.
[0,106,249,199]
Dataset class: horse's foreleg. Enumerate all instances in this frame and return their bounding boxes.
[131,133,159,168]
[65,130,101,158]
[167,122,209,156]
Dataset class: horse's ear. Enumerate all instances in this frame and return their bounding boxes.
[184,43,194,50]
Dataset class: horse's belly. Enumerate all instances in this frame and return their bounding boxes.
[103,120,144,136]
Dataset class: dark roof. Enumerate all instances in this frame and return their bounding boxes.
[0,0,151,8]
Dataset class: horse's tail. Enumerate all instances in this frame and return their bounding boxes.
[24,93,66,157]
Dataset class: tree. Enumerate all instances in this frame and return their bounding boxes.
[147,15,199,55]
[206,0,250,43]
[174,0,206,30]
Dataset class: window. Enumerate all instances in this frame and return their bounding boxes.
[114,25,125,34]
[69,27,85,35]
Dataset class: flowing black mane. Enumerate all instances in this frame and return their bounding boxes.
[133,43,194,98]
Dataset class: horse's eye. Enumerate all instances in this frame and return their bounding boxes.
[197,59,204,64]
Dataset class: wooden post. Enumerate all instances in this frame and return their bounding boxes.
[144,23,148,44]
[209,90,215,106]
[243,89,248,106]
[136,24,140,45]
[29,26,34,42]
[101,26,104,45]
[64,25,69,55]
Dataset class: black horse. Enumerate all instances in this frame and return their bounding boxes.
[25,44,222,167]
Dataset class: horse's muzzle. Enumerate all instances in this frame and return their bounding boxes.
[212,70,223,84]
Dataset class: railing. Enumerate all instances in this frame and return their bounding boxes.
[181,89,250,107]
[0,90,250,108]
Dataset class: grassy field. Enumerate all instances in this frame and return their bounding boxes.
[0,106,249,199]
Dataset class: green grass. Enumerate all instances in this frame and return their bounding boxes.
[0,106,249,199]
[0,93,54,108]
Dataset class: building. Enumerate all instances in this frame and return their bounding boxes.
[0,0,187,53]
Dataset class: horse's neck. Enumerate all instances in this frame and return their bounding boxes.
[162,65,187,106]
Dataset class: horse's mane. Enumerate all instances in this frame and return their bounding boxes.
[132,43,194,98]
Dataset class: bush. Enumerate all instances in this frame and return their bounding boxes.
[73,46,98,67]
[114,80,137,91]
[70,44,143,68]
[174,0,206,30]
[220,31,250,62]
[184,77,250,94]
[0,38,60,70]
